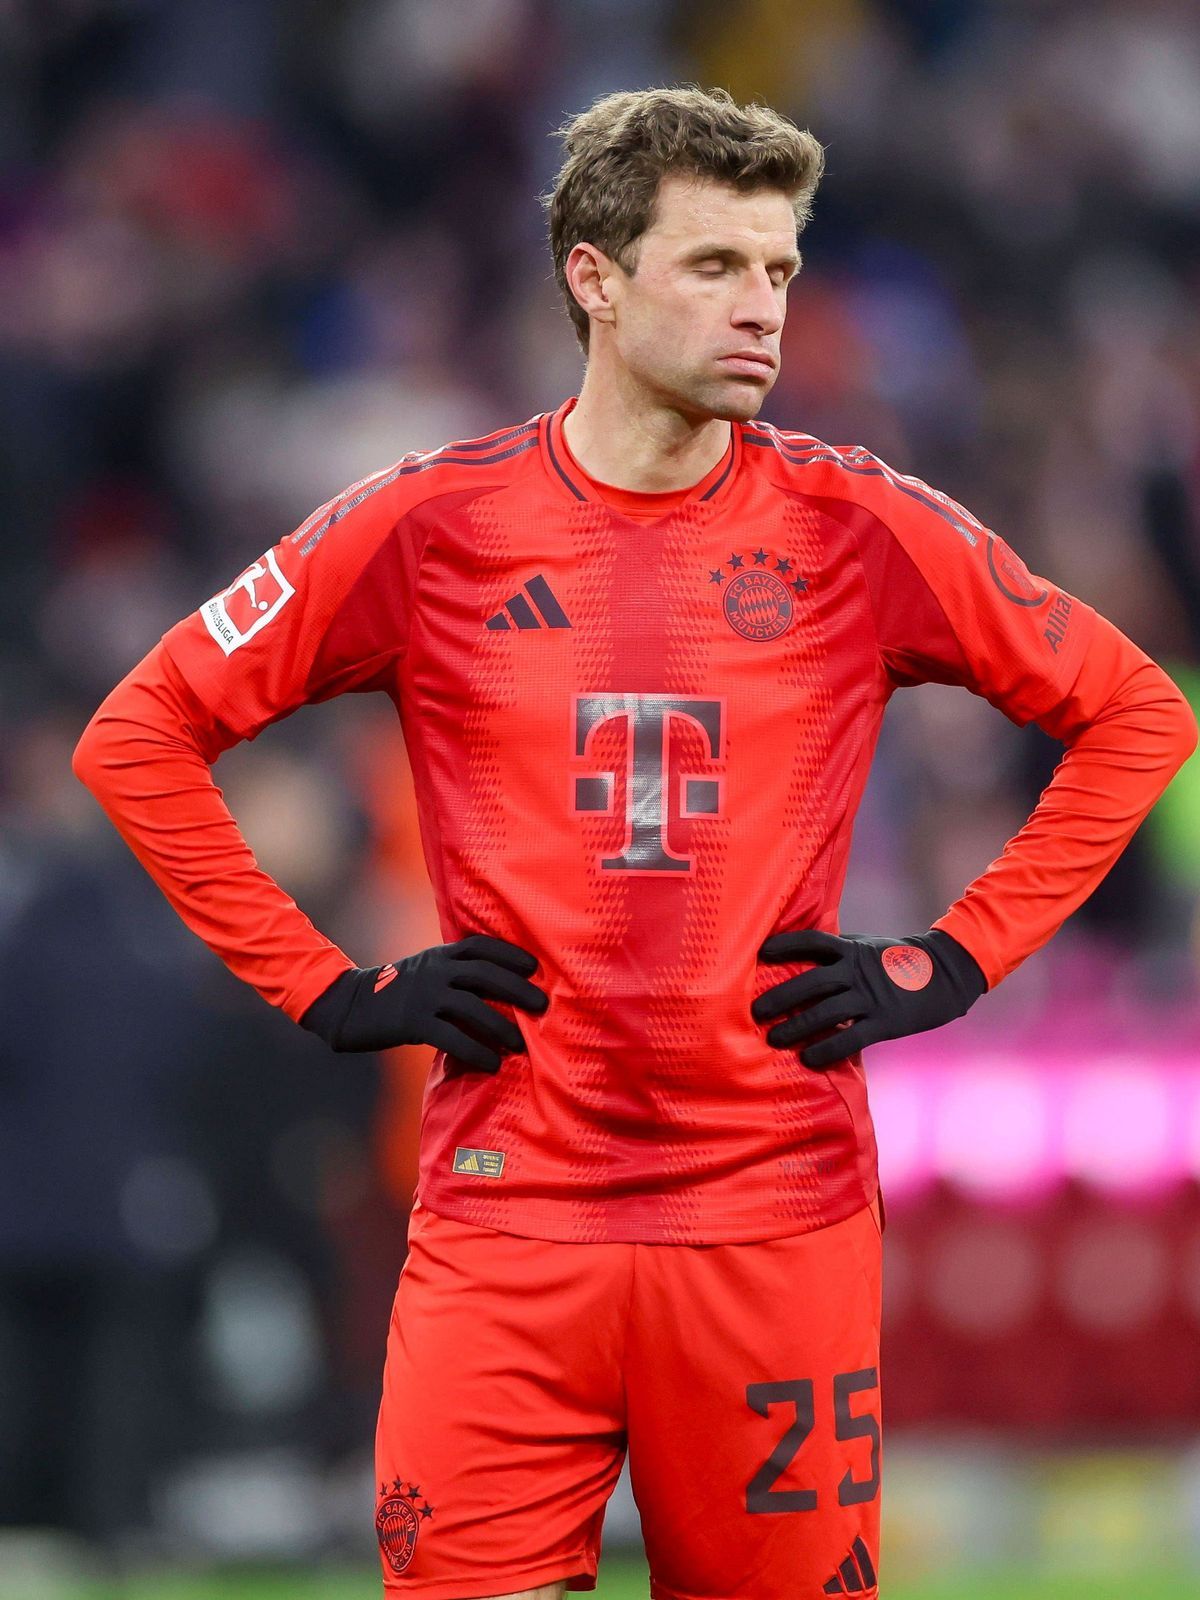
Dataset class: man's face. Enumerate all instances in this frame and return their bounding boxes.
[603,174,800,421]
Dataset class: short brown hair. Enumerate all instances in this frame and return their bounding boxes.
[545,86,824,348]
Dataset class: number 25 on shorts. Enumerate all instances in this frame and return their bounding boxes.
[745,1369,881,1513]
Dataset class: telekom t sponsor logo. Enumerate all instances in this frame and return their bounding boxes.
[572,693,724,873]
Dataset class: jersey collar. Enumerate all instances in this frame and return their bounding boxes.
[539,396,743,511]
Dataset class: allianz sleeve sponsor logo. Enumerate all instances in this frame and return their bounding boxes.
[201,548,295,656]
[1043,592,1073,654]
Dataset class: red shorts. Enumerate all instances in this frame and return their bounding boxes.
[375,1197,883,1600]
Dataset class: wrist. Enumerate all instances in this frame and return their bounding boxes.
[923,929,988,1006]
[299,966,364,1046]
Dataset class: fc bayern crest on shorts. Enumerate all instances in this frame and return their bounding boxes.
[706,548,809,641]
[376,1477,435,1574]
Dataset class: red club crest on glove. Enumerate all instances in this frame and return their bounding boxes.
[882,944,933,991]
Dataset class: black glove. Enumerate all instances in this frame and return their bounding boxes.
[300,933,549,1071]
[752,928,986,1070]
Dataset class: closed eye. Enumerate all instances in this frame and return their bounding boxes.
[690,254,797,285]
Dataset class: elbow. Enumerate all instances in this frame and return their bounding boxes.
[73,698,131,799]
[1131,662,1199,776]
[1169,687,1199,770]
[72,712,109,795]
[72,645,189,796]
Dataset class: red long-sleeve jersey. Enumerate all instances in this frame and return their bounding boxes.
[74,400,1198,1243]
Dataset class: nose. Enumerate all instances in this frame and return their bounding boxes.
[733,265,784,337]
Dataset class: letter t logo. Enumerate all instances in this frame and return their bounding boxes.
[573,694,724,873]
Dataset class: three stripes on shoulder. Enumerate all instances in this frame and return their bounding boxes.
[486,573,572,631]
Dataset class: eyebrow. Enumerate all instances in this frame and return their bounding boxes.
[681,242,801,272]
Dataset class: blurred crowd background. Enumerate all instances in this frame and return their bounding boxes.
[4,0,1200,1592]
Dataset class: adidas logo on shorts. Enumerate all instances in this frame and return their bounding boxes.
[822,1535,877,1593]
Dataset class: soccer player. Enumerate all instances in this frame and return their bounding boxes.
[73,87,1195,1600]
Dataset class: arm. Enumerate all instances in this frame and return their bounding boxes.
[754,458,1196,1067]
[74,473,548,1067]
[755,617,1195,1068]
[934,614,1198,987]
[72,643,547,1065]
[72,642,355,1020]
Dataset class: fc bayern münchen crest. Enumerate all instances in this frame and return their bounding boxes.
[707,547,808,641]
[376,1478,434,1574]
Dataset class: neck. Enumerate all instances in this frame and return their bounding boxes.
[563,359,732,492]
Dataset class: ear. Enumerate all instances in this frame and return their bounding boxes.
[565,242,618,331]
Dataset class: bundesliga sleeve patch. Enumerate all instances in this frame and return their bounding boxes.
[201,549,295,656]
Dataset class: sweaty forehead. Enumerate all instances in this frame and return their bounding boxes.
[646,173,798,255]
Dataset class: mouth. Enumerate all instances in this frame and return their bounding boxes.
[718,352,777,377]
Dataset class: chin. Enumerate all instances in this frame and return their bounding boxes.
[697,381,771,423]
[657,377,765,426]
[645,361,776,424]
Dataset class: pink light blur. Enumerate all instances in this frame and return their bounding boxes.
[868,1045,1200,1207]
[933,1059,1055,1201]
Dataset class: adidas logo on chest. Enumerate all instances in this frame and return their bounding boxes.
[485,574,571,632]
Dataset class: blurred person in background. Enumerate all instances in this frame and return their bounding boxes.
[0,687,384,1557]
[70,73,1196,1600]
[0,707,203,1548]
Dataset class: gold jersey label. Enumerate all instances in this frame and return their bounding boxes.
[452,1146,506,1178]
